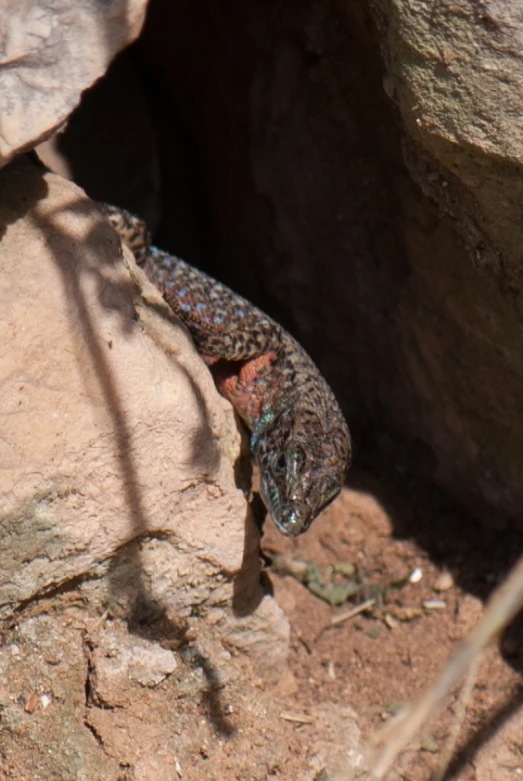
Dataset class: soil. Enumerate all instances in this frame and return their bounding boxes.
[261,456,523,781]
[1,457,523,780]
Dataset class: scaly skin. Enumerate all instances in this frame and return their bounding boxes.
[101,204,351,536]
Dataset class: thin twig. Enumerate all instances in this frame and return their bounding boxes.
[331,598,377,626]
[371,554,523,778]
[433,654,480,781]
[280,712,314,725]
[314,598,376,642]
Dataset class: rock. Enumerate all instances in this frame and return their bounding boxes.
[0,154,294,778]
[308,702,369,781]
[0,157,242,616]
[0,0,148,165]
[0,157,288,674]
[433,571,454,593]
[380,0,523,279]
[89,620,178,708]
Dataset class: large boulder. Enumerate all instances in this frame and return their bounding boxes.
[0,156,288,662]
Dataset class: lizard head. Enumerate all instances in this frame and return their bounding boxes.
[251,404,351,537]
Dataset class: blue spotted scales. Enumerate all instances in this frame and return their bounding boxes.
[101,203,351,537]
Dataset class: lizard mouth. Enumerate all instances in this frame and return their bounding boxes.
[259,474,311,537]
[272,506,311,538]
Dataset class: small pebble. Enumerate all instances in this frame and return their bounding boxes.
[24,694,39,714]
[383,701,403,717]
[40,694,52,709]
[409,567,423,584]
[384,613,399,629]
[423,600,447,611]
[367,625,382,640]
[390,605,422,621]
[433,571,454,592]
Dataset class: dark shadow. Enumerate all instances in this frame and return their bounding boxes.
[55,47,162,229]
[181,645,236,736]
[353,429,523,670]
[501,612,523,675]
[231,492,267,618]
[342,439,523,771]
[0,156,50,238]
[227,435,268,617]
[443,685,523,780]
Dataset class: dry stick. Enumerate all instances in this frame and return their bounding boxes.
[314,598,376,642]
[280,712,314,725]
[433,654,480,781]
[331,598,377,626]
[371,553,523,779]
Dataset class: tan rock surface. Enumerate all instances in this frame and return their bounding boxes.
[0,156,298,779]
[0,157,288,662]
[0,0,148,166]
[0,157,240,614]
[380,0,523,278]
[0,606,326,781]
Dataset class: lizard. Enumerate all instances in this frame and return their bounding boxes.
[101,204,351,537]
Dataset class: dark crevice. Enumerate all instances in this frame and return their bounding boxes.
[2,571,98,629]
[84,678,91,708]
[83,717,105,750]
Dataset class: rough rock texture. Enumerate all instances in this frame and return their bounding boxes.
[0,157,288,668]
[380,0,523,278]
[0,0,148,165]
[0,156,299,778]
[0,608,367,780]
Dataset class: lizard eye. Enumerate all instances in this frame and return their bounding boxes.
[273,453,286,475]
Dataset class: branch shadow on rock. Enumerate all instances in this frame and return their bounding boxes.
[10,157,237,737]
[114,268,268,621]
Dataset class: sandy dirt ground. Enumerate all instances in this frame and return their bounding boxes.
[1,457,523,780]
[262,455,523,781]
